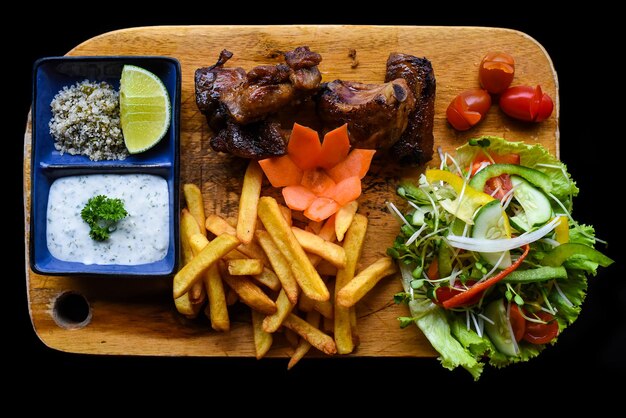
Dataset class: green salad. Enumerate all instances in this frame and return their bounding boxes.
[387,137,613,379]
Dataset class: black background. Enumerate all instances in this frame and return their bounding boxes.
[9,6,625,401]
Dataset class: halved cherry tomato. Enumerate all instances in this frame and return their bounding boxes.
[500,85,554,122]
[479,52,515,94]
[446,89,492,131]
[433,280,483,307]
[523,311,559,344]
[509,304,526,342]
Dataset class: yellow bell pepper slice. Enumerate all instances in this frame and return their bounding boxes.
[425,169,495,224]
[554,215,569,244]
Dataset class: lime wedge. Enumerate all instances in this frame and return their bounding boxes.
[120,65,171,154]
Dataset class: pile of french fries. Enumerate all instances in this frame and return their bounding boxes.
[174,161,397,367]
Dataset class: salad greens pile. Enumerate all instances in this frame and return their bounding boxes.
[387,136,613,379]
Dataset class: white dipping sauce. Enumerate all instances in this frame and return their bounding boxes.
[47,174,169,265]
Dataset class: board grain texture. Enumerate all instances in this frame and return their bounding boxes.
[23,25,558,357]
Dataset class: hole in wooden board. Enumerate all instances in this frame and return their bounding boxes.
[52,291,92,329]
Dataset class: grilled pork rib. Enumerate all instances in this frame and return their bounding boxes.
[385,53,435,165]
[195,47,322,158]
[195,47,321,126]
[318,79,415,150]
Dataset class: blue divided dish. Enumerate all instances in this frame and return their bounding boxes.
[31,56,180,276]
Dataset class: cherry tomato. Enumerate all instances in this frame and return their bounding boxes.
[508,304,526,342]
[479,52,515,94]
[523,311,559,344]
[446,89,492,131]
[500,85,554,122]
[433,280,483,307]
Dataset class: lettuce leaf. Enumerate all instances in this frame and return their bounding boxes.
[551,269,588,328]
[449,314,543,369]
[408,299,483,379]
[456,136,579,208]
[570,224,595,246]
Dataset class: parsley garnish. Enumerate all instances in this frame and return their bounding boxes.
[81,195,128,241]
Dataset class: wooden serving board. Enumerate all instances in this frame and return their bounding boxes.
[23,25,558,357]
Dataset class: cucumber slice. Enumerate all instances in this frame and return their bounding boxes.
[509,213,530,233]
[484,299,520,357]
[469,163,552,194]
[472,200,512,268]
[511,176,552,226]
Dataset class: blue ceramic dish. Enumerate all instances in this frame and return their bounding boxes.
[30,56,180,276]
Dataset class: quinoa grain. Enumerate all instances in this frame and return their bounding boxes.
[49,80,128,161]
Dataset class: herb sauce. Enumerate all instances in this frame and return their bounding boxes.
[47,174,169,265]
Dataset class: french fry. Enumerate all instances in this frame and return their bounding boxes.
[203,264,230,332]
[279,204,292,226]
[205,214,269,265]
[337,257,397,308]
[334,214,368,354]
[173,233,240,298]
[221,247,280,291]
[287,310,321,369]
[183,183,206,235]
[307,215,337,266]
[182,211,206,305]
[335,201,358,242]
[263,290,294,333]
[253,268,281,291]
[256,230,299,304]
[237,160,263,244]
[252,310,273,359]
[220,266,277,315]
[175,210,204,317]
[283,314,337,355]
[291,227,346,268]
[227,259,264,276]
[205,214,236,235]
[257,197,329,302]
[181,209,201,263]
[187,233,229,329]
